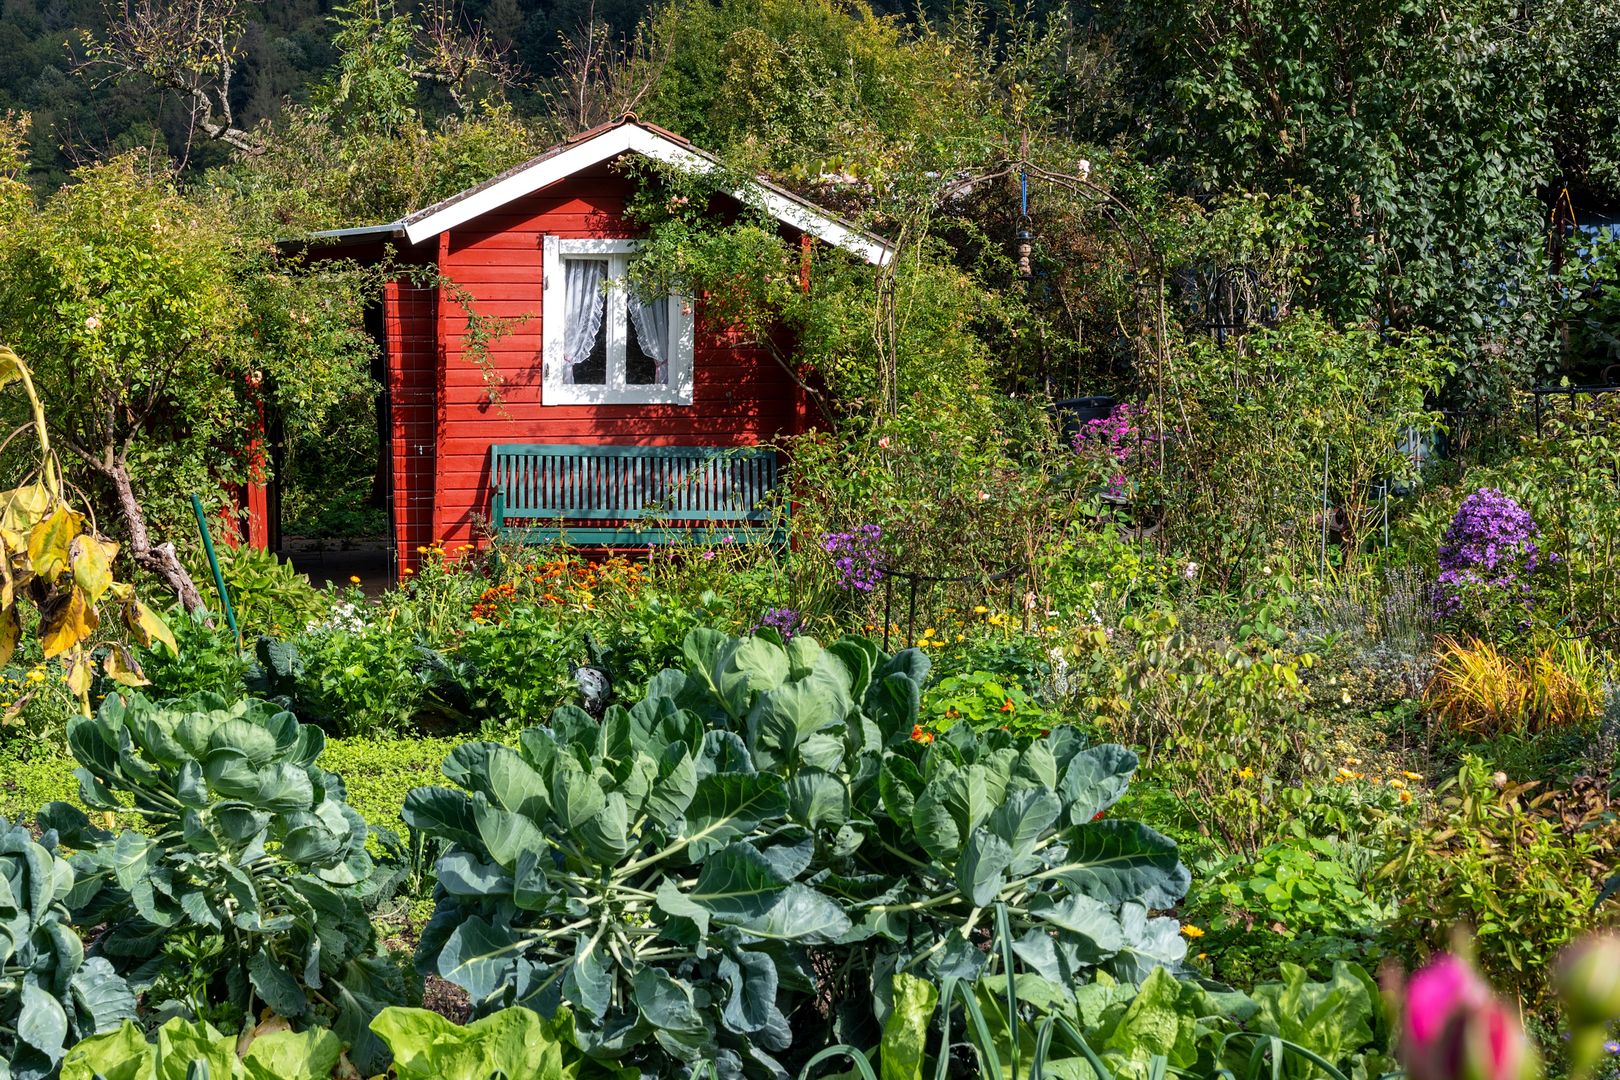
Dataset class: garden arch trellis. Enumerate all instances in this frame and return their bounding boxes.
[868,144,1175,477]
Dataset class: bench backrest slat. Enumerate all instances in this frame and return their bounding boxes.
[490,443,778,522]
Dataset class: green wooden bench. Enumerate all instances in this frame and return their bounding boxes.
[489,443,784,546]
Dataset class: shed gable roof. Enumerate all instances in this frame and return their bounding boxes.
[314,118,893,266]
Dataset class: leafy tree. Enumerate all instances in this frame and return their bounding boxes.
[1102,0,1606,413]
[0,141,374,609]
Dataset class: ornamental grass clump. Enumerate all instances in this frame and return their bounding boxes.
[1435,489,1544,627]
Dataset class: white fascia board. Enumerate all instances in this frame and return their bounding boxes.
[402,122,894,266]
[401,125,637,245]
[628,128,893,266]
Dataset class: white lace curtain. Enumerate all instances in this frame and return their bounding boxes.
[563,259,607,385]
[628,291,670,385]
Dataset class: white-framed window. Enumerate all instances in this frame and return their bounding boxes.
[541,236,695,406]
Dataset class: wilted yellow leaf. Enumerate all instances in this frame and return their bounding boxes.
[124,599,177,657]
[0,345,21,392]
[27,506,80,581]
[0,605,17,668]
[40,588,97,658]
[0,484,51,533]
[102,643,148,687]
[64,649,93,696]
[70,534,113,604]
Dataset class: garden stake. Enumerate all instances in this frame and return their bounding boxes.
[191,493,240,645]
[1319,444,1330,580]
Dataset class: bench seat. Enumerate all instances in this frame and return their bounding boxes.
[489,443,784,546]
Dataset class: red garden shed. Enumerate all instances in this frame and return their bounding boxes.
[302,117,891,579]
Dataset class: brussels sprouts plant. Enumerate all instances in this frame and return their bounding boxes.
[41,692,404,1072]
[0,814,134,1080]
[407,629,1190,1079]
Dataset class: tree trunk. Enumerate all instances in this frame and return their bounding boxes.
[107,460,207,613]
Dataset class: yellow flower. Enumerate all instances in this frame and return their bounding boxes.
[403,567,415,575]
[1236,767,1254,780]
[1369,777,1382,785]
[26,670,44,684]
[955,634,965,642]
[417,546,428,554]
[1345,757,1361,766]
[1388,778,1406,790]
[1337,767,1355,778]
[1399,790,1412,803]
[1403,771,1422,780]
[922,628,935,638]
[988,614,1007,627]
[1180,925,1205,939]
[974,605,988,614]
[349,575,362,584]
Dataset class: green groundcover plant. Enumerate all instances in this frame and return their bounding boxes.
[407,628,1191,1079]
[40,693,405,1071]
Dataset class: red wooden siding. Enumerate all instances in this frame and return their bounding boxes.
[420,165,800,553]
[384,280,438,574]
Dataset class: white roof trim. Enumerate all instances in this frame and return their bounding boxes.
[398,123,893,266]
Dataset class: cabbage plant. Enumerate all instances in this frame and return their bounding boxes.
[41,692,404,1072]
[407,630,1190,1079]
[0,815,134,1080]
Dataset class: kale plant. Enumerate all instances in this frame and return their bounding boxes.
[42,692,404,1071]
[0,815,134,1080]
[407,629,1190,1079]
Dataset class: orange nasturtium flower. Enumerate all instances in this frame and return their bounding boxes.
[910,725,934,744]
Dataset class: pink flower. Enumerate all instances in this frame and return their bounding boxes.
[1405,955,1490,1049]
[877,437,891,449]
[1401,955,1536,1080]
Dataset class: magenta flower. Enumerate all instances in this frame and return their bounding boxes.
[1400,955,1536,1080]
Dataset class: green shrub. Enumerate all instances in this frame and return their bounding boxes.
[406,629,1190,1078]
[0,815,135,1080]
[207,546,329,639]
[1380,756,1612,1008]
[43,693,405,1069]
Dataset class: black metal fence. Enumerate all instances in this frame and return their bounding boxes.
[878,562,1032,651]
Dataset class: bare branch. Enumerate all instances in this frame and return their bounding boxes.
[76,0,264,154]
[545,5,675,135]
[411,0,523,112]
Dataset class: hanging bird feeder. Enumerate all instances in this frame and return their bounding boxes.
[1016,168,1034,280]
